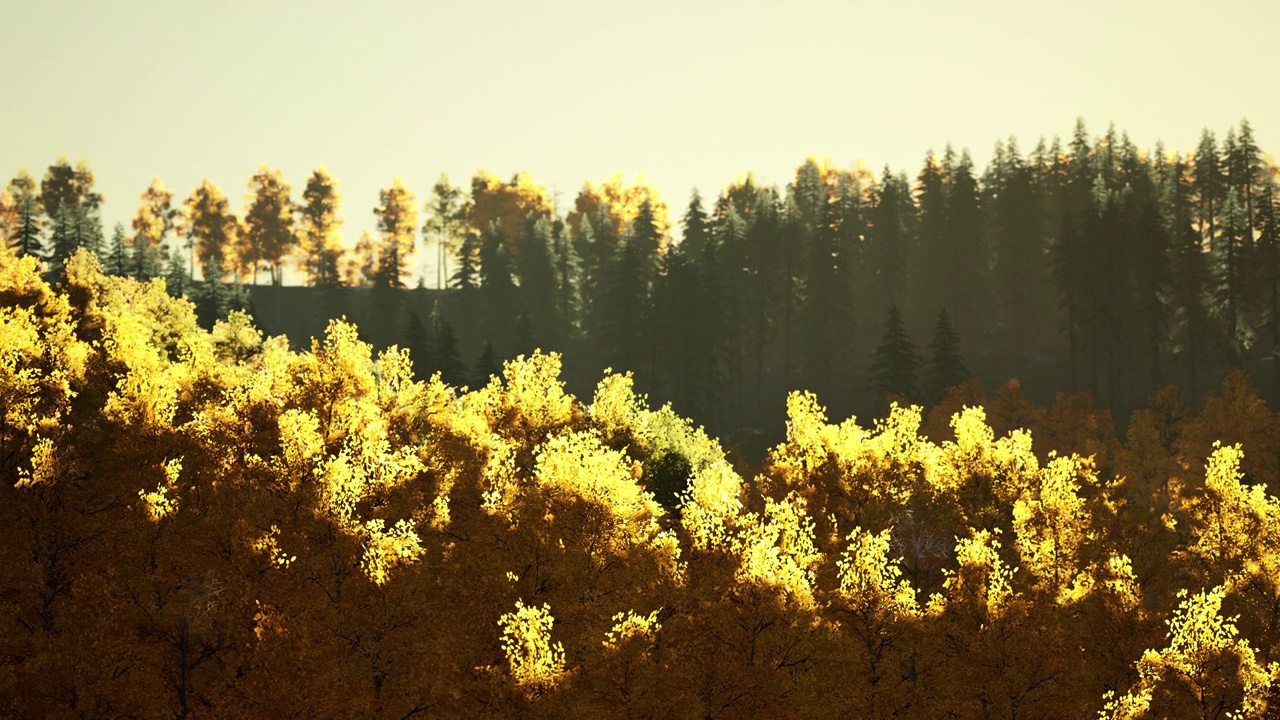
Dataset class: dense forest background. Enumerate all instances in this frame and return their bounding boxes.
[5,118,1279,456]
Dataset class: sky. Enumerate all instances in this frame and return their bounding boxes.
[2,0,1278,284]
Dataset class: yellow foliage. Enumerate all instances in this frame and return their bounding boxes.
[499,600,566,694]
[837,526,919,619]
[361,518,424,585]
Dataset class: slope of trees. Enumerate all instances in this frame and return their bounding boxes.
[6,246,1280,718]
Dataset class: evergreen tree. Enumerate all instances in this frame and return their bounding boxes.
[911,151,951,331]
[430,313,467,388]
[473,339,500,388]
[1194,129,1225,254]
[165,250,191,299]
[870,305,920,404]
[680,189,711,257]
[1133,199,1171,393]
[800,190,856,406]
[517,216,560,348]
[479,219,519,354]
[924,309,968,403]
[1167,153,1215,398]
[450,231,481,291]
[551,219,582,343]
[403,308,434,380]
[8,172,44,258]
[372,178,417,289]
[102,223,130,277]
[194,255,234,328]
[602,221,651,381]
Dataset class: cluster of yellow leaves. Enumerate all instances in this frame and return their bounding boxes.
[1101,587,1272,720]
[499,600,566,694]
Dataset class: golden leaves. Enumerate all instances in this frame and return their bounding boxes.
[499,600,566,694]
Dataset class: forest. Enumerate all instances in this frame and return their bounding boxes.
[5,118,1279,451]
[3,119,1280,718]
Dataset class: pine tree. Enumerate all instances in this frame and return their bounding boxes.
[372,178,417,289]
[870,306,920,404]
[924,309,968,403]
[479,220,519,354]
[432,313,468,388]
[551,219,581,343]
[165,250,191,299]
[102,223,130,276]
[517,216,560,348]
[1167,152,1215,399]
[800,189,856,407]
[402,308,434,380]
[911,151,951,331]
[451,231,481,291]
[12,184,45,259]
[473,339,500,388]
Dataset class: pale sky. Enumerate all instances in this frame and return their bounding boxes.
[2,0,1278,284]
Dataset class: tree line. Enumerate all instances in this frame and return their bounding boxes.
[4,118,1278,442]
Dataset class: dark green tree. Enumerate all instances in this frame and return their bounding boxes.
[924,309,968,404]
[102,223,130,277]
[473,339,500,388]
[870,305,920,404]
[433,310,469,388]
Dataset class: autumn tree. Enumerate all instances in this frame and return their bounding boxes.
[295,166,344,287]
[425,173,467,290]
[242,165,297,285]
[129,176,177,280]
[372,178,417,288]
[179,179,239,281]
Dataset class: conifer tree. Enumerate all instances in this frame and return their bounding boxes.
[911,151,950,330]
[164,250,191,299]
[402,308,433,380]
[473,339,500,387]
[870,306,920,403]
[1167,152,1215,398]
[517,216,560,347]
[479,220,519,354]
[1195,129,1226,254]
[432,313,468,388]
[551,219,582,343]
[102,223,130,276]
[451,231,481,291]
[924,309,968,403]
[800,190,856,406]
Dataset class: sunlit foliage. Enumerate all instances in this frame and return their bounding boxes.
[5,242,1280,718]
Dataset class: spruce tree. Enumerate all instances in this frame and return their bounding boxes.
[870,306,920,404]
[432,313,468,388]
[473,339,500,388]
[102,223,130,276]
[451,232,480,291]
[165,250,191,299]
[403,308,434,380]
[924,309,968,403]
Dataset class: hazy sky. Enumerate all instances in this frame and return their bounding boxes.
[3,0,1278,283]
